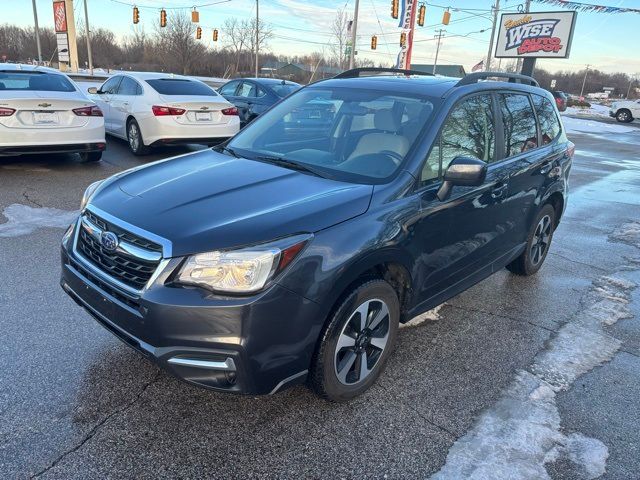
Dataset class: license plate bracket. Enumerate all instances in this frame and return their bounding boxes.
[33,111,58,124]
[195,112,212,122]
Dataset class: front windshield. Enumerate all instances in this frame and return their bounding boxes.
[227,86,435,183]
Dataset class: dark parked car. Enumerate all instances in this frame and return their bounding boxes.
[61,69,574,402]
[550,90,568,112]
[218,78,300,126]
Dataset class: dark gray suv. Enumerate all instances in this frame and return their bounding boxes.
[61,69,574,401]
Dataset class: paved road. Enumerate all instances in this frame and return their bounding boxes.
[1,127,639,479]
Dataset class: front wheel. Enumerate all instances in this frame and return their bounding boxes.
[616,109,633,123]
[506,204,556,276]
[310,279,399,402]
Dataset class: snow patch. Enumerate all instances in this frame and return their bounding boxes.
[610,221,640,246]
[0,204,78,237]
[401,304,444,328]
[431,270,637,479]
[562,116,635,135]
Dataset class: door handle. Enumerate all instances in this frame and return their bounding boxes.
[540,162,553,175]
[491,183,508,199]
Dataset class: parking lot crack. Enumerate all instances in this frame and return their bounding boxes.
[30,372,161,478]
[548,252,607,272]
[446,303,558,334]
[21,190,42,208]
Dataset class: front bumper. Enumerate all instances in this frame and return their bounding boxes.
[60,237,321,395]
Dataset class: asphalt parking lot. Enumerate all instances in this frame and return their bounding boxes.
[1,121,640,479]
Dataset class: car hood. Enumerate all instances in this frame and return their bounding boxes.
[90,150,373,257]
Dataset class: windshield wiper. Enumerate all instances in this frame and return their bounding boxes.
[253,155,326,178]
[213,145,241,158]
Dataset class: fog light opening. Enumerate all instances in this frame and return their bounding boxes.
[225,371,237,385]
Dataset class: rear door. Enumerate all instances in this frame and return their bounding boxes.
[234,81,258,124]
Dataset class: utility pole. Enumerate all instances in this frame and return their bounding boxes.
[626,74,638,99]
[255,0,259,78]
[348,0,360,69]
[31,0,42,64]
[486,0,500,71]
[580,64,591,98]
[83,0,93,74]
[432,30,446,75]
[516,0,531,73]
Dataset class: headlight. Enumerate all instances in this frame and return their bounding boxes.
[176,235,311,294]
[80,180,103,210]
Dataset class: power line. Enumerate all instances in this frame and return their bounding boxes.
[108,0,232,10]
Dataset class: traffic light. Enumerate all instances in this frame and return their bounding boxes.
[400,32,407,47]
[160,9,167,28]
[213,29,219,41]
[133,6,139,25]
[442,9,451,25]
[371,35,377,50]
[391,0,399,19]
[418,4,426,26]
[196,26,202,40]
[191,8,199,23]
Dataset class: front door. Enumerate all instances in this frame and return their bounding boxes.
[93,76,122,132]
[410,93,509,308]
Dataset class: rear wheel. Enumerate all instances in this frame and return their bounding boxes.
[506,204,556,276]
[127,119,150,155]
[616,109,633,123]
[310,279,399,402]
[79,151,102,162]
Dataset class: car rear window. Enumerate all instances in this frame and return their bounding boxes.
[0,72,76,92]
[145,78,217,96]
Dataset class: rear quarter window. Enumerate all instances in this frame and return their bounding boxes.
[145,79,218,96]
[499,93,538,156]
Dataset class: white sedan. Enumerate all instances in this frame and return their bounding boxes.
[0,64,106,162]
[88,72,240,155]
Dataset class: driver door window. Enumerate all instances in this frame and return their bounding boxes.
[100,76,122,95]
[420,94,495,185]
[219,81,239,96]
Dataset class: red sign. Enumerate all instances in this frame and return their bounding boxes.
[53,1,67,33]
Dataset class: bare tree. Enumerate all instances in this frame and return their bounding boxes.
[223,18,251,75]
[154,11,205,75]
[330,9,349,70]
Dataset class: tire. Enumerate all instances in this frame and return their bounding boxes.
[126,119,150,155]
[310,279,399,402]
[616,109,633,123]
[79,151,102,162]
[506,204,556,276]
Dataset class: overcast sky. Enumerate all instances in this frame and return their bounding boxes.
[8,0,640,74]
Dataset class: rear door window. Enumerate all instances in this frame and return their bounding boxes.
[118,77,142,96]
[532,94,562,144]
[145,78,217,96]
[237,82,257,98]
[499,93,538,156]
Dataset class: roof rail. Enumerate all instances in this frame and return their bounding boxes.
[334,67,434,79]
[455,71,539,88]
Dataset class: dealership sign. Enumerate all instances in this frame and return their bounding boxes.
[494,11,577,58]
[395,0,417,69]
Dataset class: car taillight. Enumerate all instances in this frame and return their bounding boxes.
[73,106,103,117]
[0,107,16,117]
[567,141,575,158]
[221,107,239,116]
[152,105,186,116]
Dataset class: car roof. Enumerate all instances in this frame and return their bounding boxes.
[311,73,547,100]
[117,71,200,82]
[311,75,460,98]
[0,63,65,74]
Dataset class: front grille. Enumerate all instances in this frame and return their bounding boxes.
[76,212,162,290]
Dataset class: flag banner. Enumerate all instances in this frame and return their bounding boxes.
[472,60,484,72]
[533,0,640,14]
[396,0,418,69]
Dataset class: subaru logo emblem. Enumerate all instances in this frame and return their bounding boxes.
[100,231,119,252]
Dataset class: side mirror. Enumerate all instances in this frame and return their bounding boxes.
[87,87,98,94]
[437,156,487,201]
